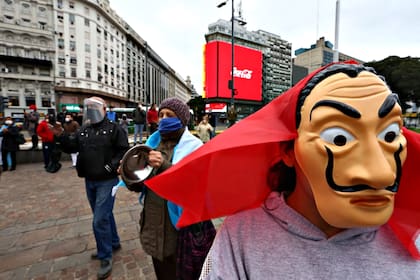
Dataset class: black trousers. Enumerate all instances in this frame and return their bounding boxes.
[152,254,177,280]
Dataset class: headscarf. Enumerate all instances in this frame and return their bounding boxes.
[145,61,420,259]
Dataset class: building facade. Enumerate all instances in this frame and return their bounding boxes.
[0,0,55,118]
[1,0,193,119]
[293,36,364,73]
[205,19,292,119]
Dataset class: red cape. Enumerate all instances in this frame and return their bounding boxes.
[146,62,420,259]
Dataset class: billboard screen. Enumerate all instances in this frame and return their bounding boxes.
[204,41,262,101]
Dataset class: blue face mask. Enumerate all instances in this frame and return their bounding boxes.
[158,117,183,134]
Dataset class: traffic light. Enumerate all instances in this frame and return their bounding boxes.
[0,96,9,112]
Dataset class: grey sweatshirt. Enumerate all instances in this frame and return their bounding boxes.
[200,192,420,280]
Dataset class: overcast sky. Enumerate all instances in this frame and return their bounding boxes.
[110,0,420,94]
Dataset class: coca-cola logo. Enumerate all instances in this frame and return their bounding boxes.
[231,67,253,79]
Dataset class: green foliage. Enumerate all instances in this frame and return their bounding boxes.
[365,56,420,106]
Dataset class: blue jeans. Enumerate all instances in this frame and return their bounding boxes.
[134,124,144,144]
[85,177,120,260]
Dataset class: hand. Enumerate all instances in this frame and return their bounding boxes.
[148,150,163,168]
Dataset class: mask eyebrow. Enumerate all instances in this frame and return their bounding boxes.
[310,100,361,121]
[378,94,398,118]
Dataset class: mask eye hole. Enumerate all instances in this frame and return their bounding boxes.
[320,127,355,147]
[378,123,400,143]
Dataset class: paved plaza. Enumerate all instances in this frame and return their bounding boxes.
[0,159,157,280]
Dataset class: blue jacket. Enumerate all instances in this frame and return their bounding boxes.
[146,128,203,228]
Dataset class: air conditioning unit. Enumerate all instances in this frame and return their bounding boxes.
[15,19,20,25]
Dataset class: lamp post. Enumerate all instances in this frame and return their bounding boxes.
[217,0,235,107]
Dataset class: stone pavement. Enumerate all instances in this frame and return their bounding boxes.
[0,160,224,280]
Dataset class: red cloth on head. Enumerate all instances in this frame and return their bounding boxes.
[145,61,420,259]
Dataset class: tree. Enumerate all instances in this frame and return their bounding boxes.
[365,56,420,107]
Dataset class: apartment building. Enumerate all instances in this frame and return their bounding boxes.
[294,36,364,73]
[0,0,55,117]
[0,0,193,118]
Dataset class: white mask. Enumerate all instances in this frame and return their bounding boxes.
[65,118,71,122]
[5,120,13,125]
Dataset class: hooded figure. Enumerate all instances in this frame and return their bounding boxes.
[144,61,420,267]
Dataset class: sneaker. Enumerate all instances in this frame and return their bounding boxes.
[91,244,121,260]
[97,259,112,279]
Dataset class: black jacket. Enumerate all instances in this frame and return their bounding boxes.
[60,118,129,180]
[0,125,19,152]
[133,108,146,124]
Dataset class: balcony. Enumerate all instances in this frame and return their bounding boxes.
[0,54,52,67]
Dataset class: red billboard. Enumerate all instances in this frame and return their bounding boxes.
[204,41,262,101]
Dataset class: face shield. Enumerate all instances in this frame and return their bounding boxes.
[83,98,106,125]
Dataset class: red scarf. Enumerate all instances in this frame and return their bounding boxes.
[146,61,420,259]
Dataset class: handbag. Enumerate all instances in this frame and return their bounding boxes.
[176,220,216,280]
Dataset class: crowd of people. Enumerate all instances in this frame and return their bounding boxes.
[1,62,420,279]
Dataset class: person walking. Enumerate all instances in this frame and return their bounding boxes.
[195,115,214,143]
[133,103,146,144]
[59,96,129,279]
[27,104,40,150]
[62,113,80,168]
[0,117,19,171]
[124,97,215,280]
[147,103,158,135]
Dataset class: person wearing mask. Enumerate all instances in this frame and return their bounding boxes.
[124,98,215,279]
[0,117,19,171]
[37,112,63,173]
[58,96,129,279]
[62,113,80,168]
[147,103,158,135]
[133,103,147,144]
[144,62,420,279]
[195,115,214,143]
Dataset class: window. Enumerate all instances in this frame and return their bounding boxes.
[69,14,75,25]
[71,67,77,77]
[57,38,64,49]
[97,49,101,58]
[59,66,65,77]
[25,96,35,107]
[84,18,89,27]
[70,57,77,64]
[69,1,74,8]
[86,70,91,78]
[69,41,76,51]
[85,43,90,53]
[9,96,19,106]
[57,0,63,9]
[42,97,51,107]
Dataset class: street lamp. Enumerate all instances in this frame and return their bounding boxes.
[217,0,235,107]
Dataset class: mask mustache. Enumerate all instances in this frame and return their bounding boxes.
[325,144,403,193]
